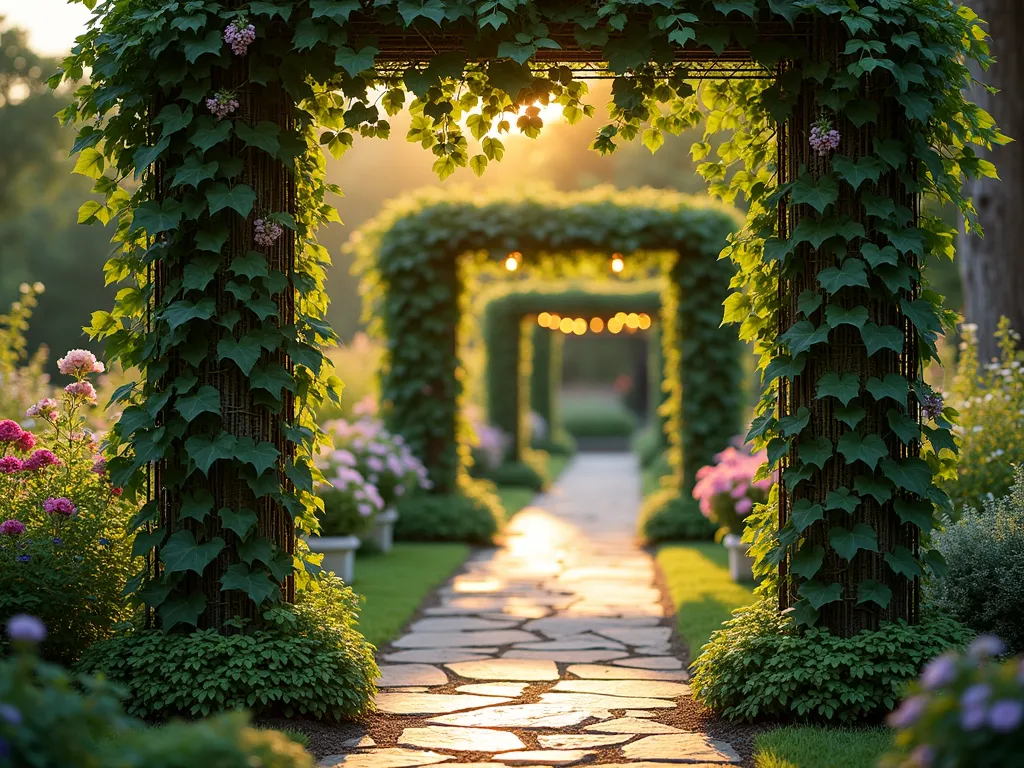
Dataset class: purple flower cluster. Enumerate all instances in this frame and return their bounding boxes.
[809,118,841,157]
[43,497,77,518]
[254,218,283,248]
[26,397,58,421]
[206,90,239,120]
[224,20,256,55]
[6,614,45,644]
[0,519,26,537]
[921,390,944,421]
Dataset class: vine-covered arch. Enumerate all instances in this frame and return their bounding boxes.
[352,188,743,495]
[64,1,1002,641]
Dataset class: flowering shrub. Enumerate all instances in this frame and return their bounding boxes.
[883,636,1023,768]
[315,417,430,536]
[927,465,1024,655]
[0,285,52,423]
[692,439,771,537]
[0,615,315,767]
[0,349,134,664]
[944,318,1024,511]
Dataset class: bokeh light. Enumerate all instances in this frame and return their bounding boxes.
[589,317,604,333]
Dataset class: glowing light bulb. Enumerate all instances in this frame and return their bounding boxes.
[548,313,561,329]
[590,317,604,333]
[538,312,551,327]
[505,251,521,271]
[626,313,640,329]
[573,318,587,335]
[608,318,623,334]
[611,253,625,273]
[559,317,573,334]
[638,313,652,330]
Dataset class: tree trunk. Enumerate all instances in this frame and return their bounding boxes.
[959,0,1024,360]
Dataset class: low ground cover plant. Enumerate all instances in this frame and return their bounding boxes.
[0,348,134,664]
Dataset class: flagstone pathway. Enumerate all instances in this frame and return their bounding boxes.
[319,454,741,767]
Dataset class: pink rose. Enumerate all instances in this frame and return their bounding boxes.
[57,349,104,376]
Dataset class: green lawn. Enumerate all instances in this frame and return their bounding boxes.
[656,542,755,655]
[352,542,470,647]
[753,726,894,768]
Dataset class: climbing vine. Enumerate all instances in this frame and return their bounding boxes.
[59,0,1002,635]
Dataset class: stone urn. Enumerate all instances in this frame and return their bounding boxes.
[306,535,361,583]
[364,507,399,553]
[723,533,754,583]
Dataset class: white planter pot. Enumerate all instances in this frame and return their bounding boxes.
[306,535,361,583]
[723,533,754,583]
[364,507,399,553]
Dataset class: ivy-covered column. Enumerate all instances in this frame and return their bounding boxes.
[774,19,928,635]
[529,325,555,432]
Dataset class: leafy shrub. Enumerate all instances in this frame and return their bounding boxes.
[0,350,135,665]
[637,485,716,543]
[0,615,313,768]
[882,636,1023,768]
[927,465,1024,655]
[560,394,637,439]
[76,576,377,721]
[691,599,973,722]
[395,477,504,543]
[0,284,53,423]
[692,441,770,537]
[632,425,664,468]
[532,428,576,456]
[486,461,546,491]
[944,318,1024,511]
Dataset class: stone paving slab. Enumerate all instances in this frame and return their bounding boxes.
[345,455,737,768]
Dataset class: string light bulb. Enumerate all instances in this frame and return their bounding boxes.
[589,317,605,333]
[610,253,625,273]
[505,251,521,271]
[537,312,551,327]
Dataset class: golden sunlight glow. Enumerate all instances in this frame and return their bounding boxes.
[548,313,561,329]
[608,317,623,334]
[611,254,625,274]
[465,100,566,141]
[626,313,640,329]
[589,317,604,333]
[638,313,652,330]
[559,317,574,334]
[505,251,521,271]
[538,312,551,327]
[573,318,587,336]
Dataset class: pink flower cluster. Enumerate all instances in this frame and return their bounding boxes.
[693,441,771,521]
[26,398,58,421]
[0,519,26,537]
[64,380,97,403]
[57,349,104,377]
[254,218,283,248]
[0,420,23,443]
[224,20,256,55]
[43,497,77,518]
[206,90,239,120]
[809,119,841,156]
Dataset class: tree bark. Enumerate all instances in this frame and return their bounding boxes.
[959,0,1024,360]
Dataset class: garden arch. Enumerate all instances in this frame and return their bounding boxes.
[353,189,743,496]
[66,1,999,638]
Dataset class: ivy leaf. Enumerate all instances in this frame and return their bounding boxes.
[837,432,888,470]
[310,0,360,22]
[818,259,869,294]
[746,409,775,442]
[235,437,281,476]
[924,425,958,455]
[207,183,257,217]
[826,305,869,329]
[778,407,810,438]
[154,104,195,137]
[854,474,893,504]
[816,372,860,405]
[879,224,926,256]
[798,436,833,470]
[764,353,806,384]
[792,499,825,532]
[885,546,923,579]
[861,192,897,220]
[791,544,825,579]
[231,251,270,280]
[797,289,822,317]
[829,524,879,561]
[249,2,291,20]
[335,45,379,77]
[131,527,165,558]
[74,148,105,179]
[784,463,814,491]
[856,579,892,608]
[798,579,842,610]
[780,320,830,356]
[119,406,154,438]
[900,298,943,336]
[162,297,216,330]
[236,121,282,155]
[790,599,819,627]
[887,409,919,444]
[866,374,908,407]
[221,563,279,605]
[860,323,904,357]
[160,530,225,575]
[791,174,839,213]
[218,335,264,376]
[832,154,884,190]
[238,536,276,566]
[131,199,182,235]
[170,156,218,188]
[196,227,229,253]
[185,432,237,475]
[133,137,171,171]
[923,549,948,579]
[183,29,223,63]
[251,363,296,398]
[763,237,790,262]
[861,243,899,269]
[873,138,908,169]
[835,403,866,428]
[880,457,933,495]
[175,385,221,423]
[874,263,916,294]
[826,487,859,514]
[182,254,221,292]
[158,591,206,630]
[191,117,233,153]
[767,437,790,465]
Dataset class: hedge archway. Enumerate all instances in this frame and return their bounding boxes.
[64,1,1002,639]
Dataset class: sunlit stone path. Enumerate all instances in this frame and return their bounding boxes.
[319,454,741,767]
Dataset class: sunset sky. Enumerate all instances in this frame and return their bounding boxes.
[0,1,91,57]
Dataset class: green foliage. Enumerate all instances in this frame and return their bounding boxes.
[754,727,894,768]
[881,639,1023,768]
[561,392,639,439]
[0,630,311,768]
[0,285,52,421]
[691,600,973,722]
[633,425,665,469]
[638,485,716,544]
[394,477,504,544]
[927,465,1024,655]
[485,461,546,491]
[943,318,1024,511]
[76,576,377,721]
[532,430,576,456]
